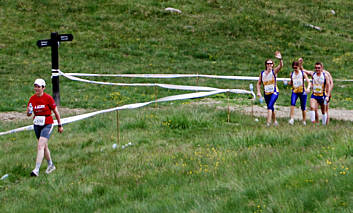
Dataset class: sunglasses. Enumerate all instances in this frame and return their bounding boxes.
[266,62,273,65]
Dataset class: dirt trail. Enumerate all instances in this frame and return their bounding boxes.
[1,103,353,122]
[197,99,353,122]
[0,107,88,122]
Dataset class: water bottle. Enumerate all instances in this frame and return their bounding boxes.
[1,174,9,180]
[28,103,33,114]
[283,80,288,86]
[259,96,264,104]
[249,84,254,91]
[324,98,327,105]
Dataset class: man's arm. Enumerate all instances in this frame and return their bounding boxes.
[53,107,63,133]
[325,78,331,98]
[303,73,311,93]
[324,70,333,93]
[298,58,314,76]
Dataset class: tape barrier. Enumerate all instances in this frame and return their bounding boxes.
[60,71,220,91]
[0,89,254,137]
[64,72,353,82]
[65,72,272,81]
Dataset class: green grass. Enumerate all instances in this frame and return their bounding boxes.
[1,0,353,212]
[1,103,353,212]
[1,0,353,111]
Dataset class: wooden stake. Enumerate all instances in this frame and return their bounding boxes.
[116,110,120,144]
[196,72,199,86]
[154,86,158,108]
[227,92,230,123]
[251,99,254,117]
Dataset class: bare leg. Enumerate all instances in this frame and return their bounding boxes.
[302,110,306,122]
[36,137,48,164]
[315,109,319,123]
[267,110,272,125]
[44,142,52,161]
[290,106,295,120]
[272,111,277,124]
[310,98,318,123]
[326,103,330,125]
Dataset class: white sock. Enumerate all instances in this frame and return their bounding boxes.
[35,163,41,172]
[47,160,53,166]
[310,111,315,123]
[322,114,327,125]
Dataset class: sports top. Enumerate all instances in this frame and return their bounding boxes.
[291,70,305,93]
[312,72,326,96]
[27,92,56,125]
[261,69,278,95]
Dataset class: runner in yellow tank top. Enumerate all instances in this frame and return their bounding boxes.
[299,58,333,125]
[256,51,283,126]
[298,59,331,125]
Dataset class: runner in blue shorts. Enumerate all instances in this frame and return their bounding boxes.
[298,61,331,125]
[299,58,333,125]
[256,51,283,126]
[288,61,311,125]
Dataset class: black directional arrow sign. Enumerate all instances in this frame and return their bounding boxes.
[58,34,73,42]
[36,32,73,106]
[36,39,52,48]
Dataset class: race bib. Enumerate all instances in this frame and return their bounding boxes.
[313,84,322,93]
[264,84,274,93]
[33,116,45,126]
[293,79,302,88]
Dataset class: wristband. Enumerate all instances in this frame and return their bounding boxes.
[58,124,62,127]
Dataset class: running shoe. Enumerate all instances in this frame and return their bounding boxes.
[30,169,39,177]
[45,165,56,174]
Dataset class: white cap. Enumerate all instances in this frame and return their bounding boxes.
[34,78,46,87]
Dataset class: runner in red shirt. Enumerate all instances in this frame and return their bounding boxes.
[27,78,63,177]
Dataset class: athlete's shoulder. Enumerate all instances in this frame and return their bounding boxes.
[29,95,36,102]
[43,93,55,101]
[323,70,332,77]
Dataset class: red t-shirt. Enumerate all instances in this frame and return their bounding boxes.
[28,93,56,124]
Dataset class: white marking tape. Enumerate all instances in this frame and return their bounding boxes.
[64,72,353,82]
[60,70,223,91]
[0,89,254,136]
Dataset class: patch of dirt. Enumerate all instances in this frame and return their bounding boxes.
[0,107,89,122]
[195,98,353,121]
[226,105,353,121]
[1,102,353,123]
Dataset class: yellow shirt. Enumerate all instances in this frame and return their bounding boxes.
[262,70,278,95]
[312,72,326,96]
[291,71,304,93]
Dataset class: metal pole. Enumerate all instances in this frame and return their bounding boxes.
[51,32,60,105]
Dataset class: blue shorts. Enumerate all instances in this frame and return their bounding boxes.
[264,92,279,111]
[34,124,53,140]
[311,94,325,105]
[291,91,307,111]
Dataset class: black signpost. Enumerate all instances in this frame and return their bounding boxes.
[37,32,73,105]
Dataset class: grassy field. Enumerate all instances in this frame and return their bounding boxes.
[1,104,353,212]
[1,0,353,111]
[1,0,353,212]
